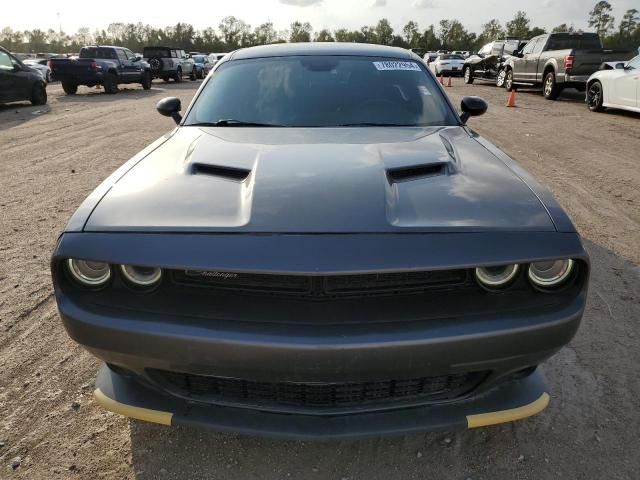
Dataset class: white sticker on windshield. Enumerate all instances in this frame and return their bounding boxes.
[373,61,421,71]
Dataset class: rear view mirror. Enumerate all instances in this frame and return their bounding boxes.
[460,96,488,124]
[157,97,182,124]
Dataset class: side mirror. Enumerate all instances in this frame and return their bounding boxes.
[157,97,182,124]
[13,63,21,72]
[460,96,488,124]
[133,56,141,62]
[620,62,629,70]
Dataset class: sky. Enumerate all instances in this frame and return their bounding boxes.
[2,0,638,35]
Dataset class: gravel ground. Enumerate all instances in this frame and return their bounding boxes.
[0,80,639,480]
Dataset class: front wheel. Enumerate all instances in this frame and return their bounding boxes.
[174,68,182,83]
[463,66,474,84]
[496,69,506,88]
[587,81,604,112]
[189,69,197,81]
[504,70,514,91]
[141,71,152,90]
[543,71,561,100]
[30,83,47,106]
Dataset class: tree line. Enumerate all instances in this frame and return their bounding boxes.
[1,1,638,55]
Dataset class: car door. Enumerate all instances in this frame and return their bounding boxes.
[517,39,538,82]
[115,48,131,80]
[511,41,532,82]
[527,38,547,83]
[612,56,640,108]
[123,48,142,80]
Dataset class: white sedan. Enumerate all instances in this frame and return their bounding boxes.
[429,54,465,76]
[586,55,640,113]
[23,58,51,83]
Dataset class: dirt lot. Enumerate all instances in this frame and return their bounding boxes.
[0,79,639,480]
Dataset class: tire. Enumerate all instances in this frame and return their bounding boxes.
[189,69,196,81]
[174,68,182,83]
[543,71,561,100]
[103,73,119,94]
[149,57,164,74]
[463,66,474,84]
[45,70,52,83]
[505,69,514,91]
[62,81,78,95]
[197,68,204,79]
[496,69,506,88]
[162,76,169,82]
[30,83,47,106]
[141,71,152,90]
[587,80,604,112]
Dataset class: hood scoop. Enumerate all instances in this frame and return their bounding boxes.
[386,162,448,183]
[191,163,251,182]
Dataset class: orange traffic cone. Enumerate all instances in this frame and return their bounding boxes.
[447,75,452,87]
[439,74,444,86]
[506,90,516,107]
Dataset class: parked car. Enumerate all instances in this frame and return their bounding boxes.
[192,54,214,79]
[22,58,51,82]
[208,53,227,66]
[52,43,589,439]
[49,46,152,95]
[586,55,640,113]
[143,46,196,82]
[430,53,465,76]
[423,51,438,64]
[452,50,471,58]
[503,32,635,99]
[0,46,47,105]
[463,39,525,87]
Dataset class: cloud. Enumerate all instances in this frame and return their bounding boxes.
[279,0,323,6]
[372,0,387,6]
[412,0,437,7]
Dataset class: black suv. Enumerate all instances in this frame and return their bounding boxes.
[143,47,196,82]
[0,46,47,105]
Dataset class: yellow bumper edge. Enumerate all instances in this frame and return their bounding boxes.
[466,392,550,429]
[94,388,173,426]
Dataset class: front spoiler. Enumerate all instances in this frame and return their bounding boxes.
[95,364,549,440]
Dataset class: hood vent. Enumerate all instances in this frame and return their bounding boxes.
[191,163,251,181]
[387,162,448,183]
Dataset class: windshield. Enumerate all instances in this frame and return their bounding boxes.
[185,56,458,127]
[441,54,464,60]
[193,56,206,63]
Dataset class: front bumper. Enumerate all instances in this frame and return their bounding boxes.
[95,364,549,440]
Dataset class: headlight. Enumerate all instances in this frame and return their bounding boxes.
[528,259,574,288]
[120,265,162,287]
[475,264,519,288]
[67,259,111,287]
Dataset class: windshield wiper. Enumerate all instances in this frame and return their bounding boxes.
[187,119,285,127]
[335,122,423,127]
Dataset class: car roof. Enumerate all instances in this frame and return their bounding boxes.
[230,42,416,61]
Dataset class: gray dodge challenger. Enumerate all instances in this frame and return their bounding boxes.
[52,43,589,439]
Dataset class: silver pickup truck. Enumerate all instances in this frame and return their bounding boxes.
[503,32,635,100]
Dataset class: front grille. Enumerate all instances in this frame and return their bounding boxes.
[172,269,469,298]
[149,369,486,410]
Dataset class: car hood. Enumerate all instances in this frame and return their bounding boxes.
[84,126,555,233]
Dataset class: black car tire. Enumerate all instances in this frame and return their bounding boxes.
[197,68,204,79]
[103,73,119,94]
[463,66,474,84]
[30,83,47,106]
[141,71,152,90]
[587,80,604,112]
[162,76,169,82]
[543,71,561,100]
[189,69,197,81]
[174,68,182,83]
[62,82,78,95]
[505,70,514,92]
[149,57,163,74]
